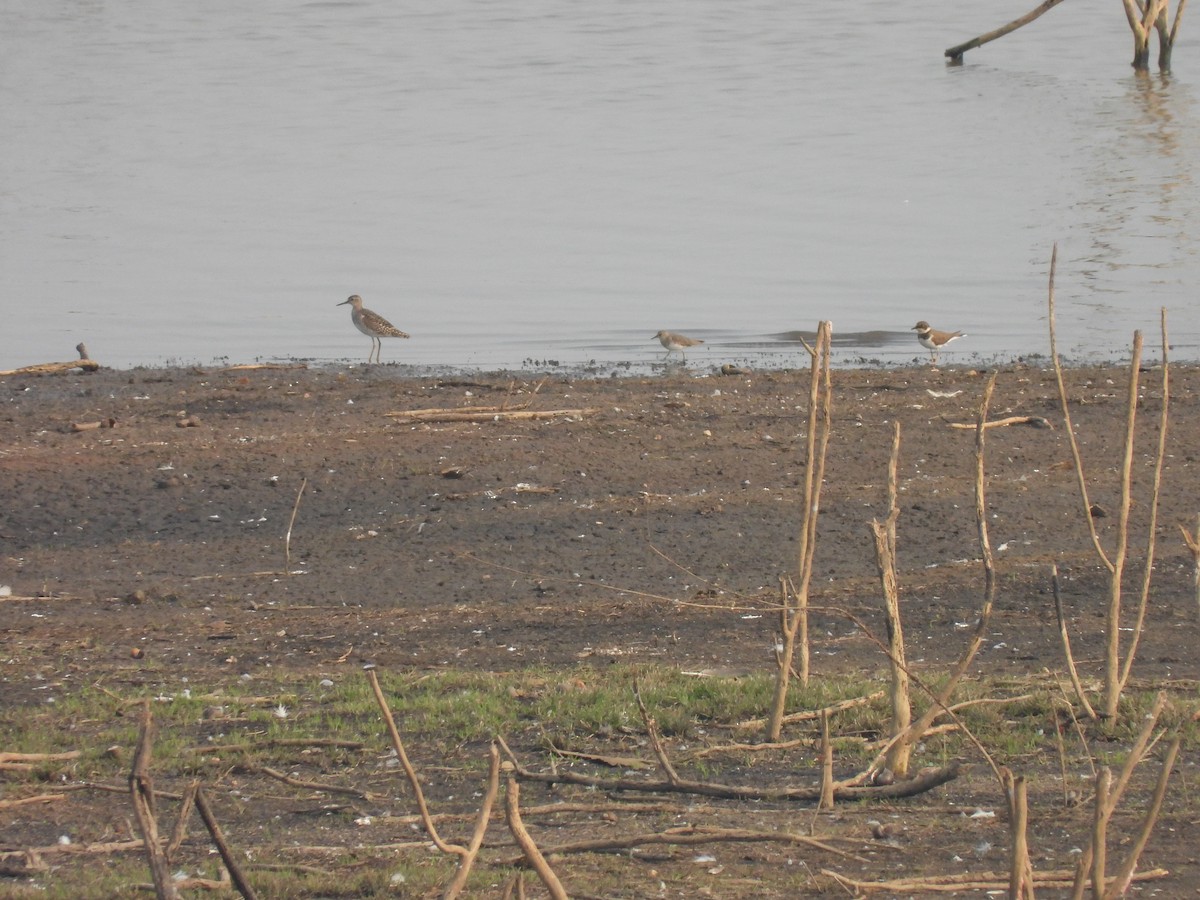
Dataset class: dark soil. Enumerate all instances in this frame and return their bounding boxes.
[2,361,1198,897]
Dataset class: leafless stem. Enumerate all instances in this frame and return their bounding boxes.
[1053,564,1097,718]
[443,742,502,900]
[128,702,179,900]
[367,669,466,857]
[194,787,259,900]
[1118,309,1169,695]
[284,477,307,572]
[505,774,568,900]
[1048,243,1113,572]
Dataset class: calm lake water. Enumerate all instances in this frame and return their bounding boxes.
[3,2,1198,373]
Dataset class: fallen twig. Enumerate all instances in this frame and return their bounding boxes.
[946,415,1053,430]
[823,866,1168,893]
[248,766,377,801]
[195,786,259,900]
[498,736,960,802]
[503,824,867,867]
[385,407,595,424]
[0,793,66,810]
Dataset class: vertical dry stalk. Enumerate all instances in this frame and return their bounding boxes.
[1071,692,1169,899]
[1049,244,1168,720]
[1002,768,1035,899]
[1106,734,1182,898]
[872,421,910,776]
[818,710,834,810]
[1117,310,1170,696]
[366,669,466,857]
[1052,564,1097,719]
[128,702,179,900]
[635,682,682,784]
[505,774,568,900]
[878,374,998,782]
[768,321,832,741]
[1179,514,1200,620]
[284,477,307,572]
[443,742,503,900]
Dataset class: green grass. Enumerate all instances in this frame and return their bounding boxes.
[3,664,1196,899]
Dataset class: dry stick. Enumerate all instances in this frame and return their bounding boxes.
[384,407,594,423]
[127,702,179,900]
[1180,514,1200,620]
[825,605,1004,792]
[883,374,1000,778]
[634,682,682,784]
[284,476,306,572]
[1048,244,1112,573]
[1101,330,1145,719]
[366,669,467,857]
[503,825,865,867]
[1106,734,1183,899]
[251,766,376,800]
[442,742,503,900]
[792,574,810,687]
[946,415,1053,430]
[497,734,961,803]
[818,710,834,811]
[1089,768,1113,900]
[769,321,832,740]
[1002,769,1035,899]
[1049,241,1149,720]
[1052,563,1098,718]
[733,690,885,733]
[166,780,199,861]
[194,787,259,900]
[0,750,81,764]
[1070,692,1169,899]
[873,421,910,777]
[1117,308,1170,697]
[944,0,1068,61]
[0,794,65,810]
[822,867,1169,894]
[505,774,568,900]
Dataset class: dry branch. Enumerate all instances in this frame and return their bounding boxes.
[248,765,377,801]
[1053,563,1098,718]
[946,415,1053,430]
[0,793,66,810]
[127,702,179,900]
[0,343,99,376]
[504,773,568,900]
[1181,514,1200,619]
[385,407,594,424]
[500,737,960,803]
[367,669,467,857]
[770,320,832,739]
[733,690,885,732]
[443,742,503,900]
[945,0,1068,61]
[504,824,866,867]
[195,786,259,900]
[824,866,1168,894]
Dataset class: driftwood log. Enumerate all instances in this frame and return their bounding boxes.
[0,343,99,376]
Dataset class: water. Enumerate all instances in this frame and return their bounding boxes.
[3,2,1198,373]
